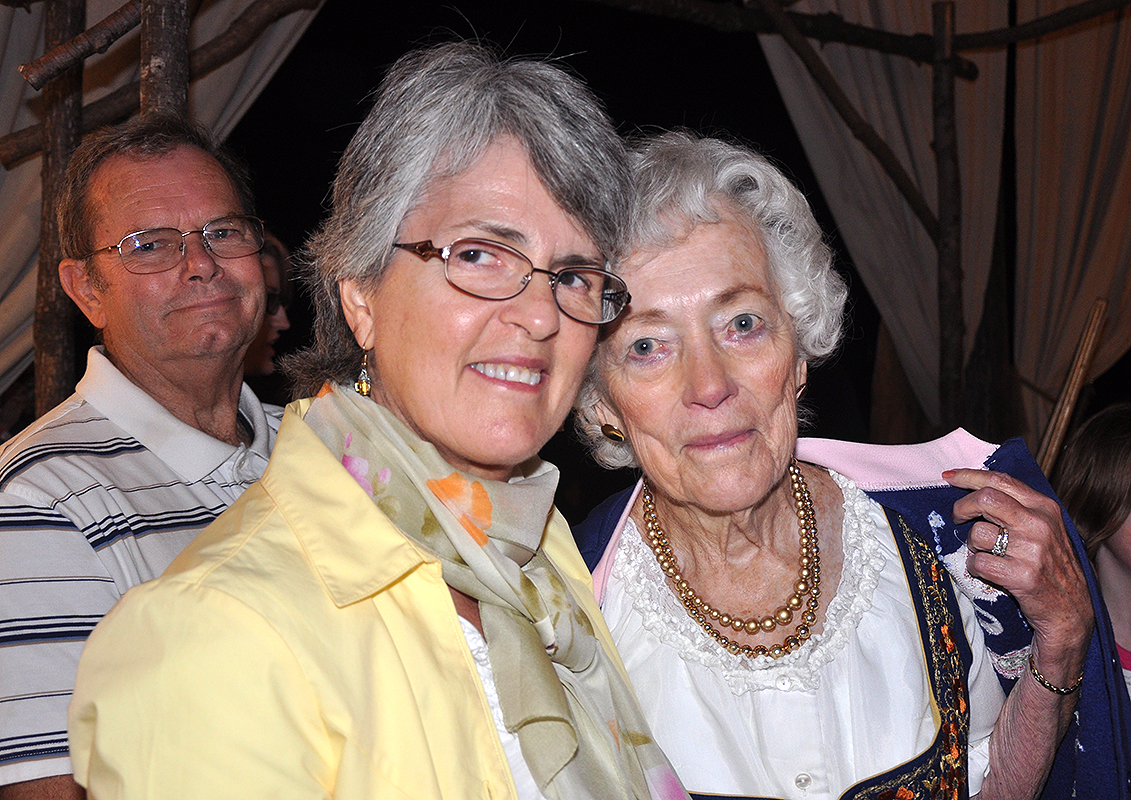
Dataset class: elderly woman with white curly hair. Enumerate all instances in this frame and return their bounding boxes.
[573,130,1130,800]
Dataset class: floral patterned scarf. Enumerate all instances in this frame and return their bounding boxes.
[303,385,686,800]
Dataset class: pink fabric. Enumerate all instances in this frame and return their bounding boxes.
[1118,643,1131,672]
[796,428,997,492]
[591,481,642,605]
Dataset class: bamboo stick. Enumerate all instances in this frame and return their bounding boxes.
[1036,297,1108,475]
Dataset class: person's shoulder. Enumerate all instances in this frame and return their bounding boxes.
[71,550,307,725]
[0,393,97,456]
[162,480,320,615]
[0,395,133,490]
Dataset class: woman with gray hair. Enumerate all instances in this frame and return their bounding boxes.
[573,131,1120,799]
[68,43,688,800]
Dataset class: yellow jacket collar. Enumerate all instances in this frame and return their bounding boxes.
[260,399,436,607]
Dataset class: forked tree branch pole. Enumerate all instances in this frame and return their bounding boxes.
[586,0,1131,64]
[19,0,141,90]
[0,0,321,168]
[33,0,83,416]
[583,0,978,78]
[140,0,189,118]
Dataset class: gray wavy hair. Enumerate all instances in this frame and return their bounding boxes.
[575,131,848,469]
[285,41,631,397]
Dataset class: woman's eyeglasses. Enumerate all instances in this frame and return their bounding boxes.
[392,237,630,325]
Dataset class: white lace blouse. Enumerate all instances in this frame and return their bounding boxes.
[601,471,1005,799]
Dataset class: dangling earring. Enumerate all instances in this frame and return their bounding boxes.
[601,423,625,443]
[354,359,372,397]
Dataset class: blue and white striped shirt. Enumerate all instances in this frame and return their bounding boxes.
[0,348,280,785]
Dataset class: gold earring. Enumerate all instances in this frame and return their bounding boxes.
[354,360,372,397]
[601,423,625,443]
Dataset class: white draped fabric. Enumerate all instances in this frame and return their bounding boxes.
[0,0,321,396]
[759,2,1007,428]
[1014,3,1131,438]
[760,1,1130,440]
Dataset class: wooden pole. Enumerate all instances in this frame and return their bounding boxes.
[34,0,84,416]
[933,1,963,430]
[1036,298,1108,475]
[140,0,189,118]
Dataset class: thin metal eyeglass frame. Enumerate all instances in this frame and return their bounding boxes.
[77,215,266,275]
[391,238,630,325]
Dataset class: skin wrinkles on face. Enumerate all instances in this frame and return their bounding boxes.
[340,137,600,481]
[467,220,605,268]
[72,146,265,387]
[597,214,807,527]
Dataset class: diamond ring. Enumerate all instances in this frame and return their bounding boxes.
[991,527,1009,557]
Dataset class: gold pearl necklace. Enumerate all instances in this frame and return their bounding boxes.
[641,460,821,659]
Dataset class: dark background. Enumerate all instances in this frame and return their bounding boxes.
[225,0,1126,522]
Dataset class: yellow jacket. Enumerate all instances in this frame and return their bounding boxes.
[69,402,629,799]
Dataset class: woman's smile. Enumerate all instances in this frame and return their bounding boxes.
[469,360,545,386]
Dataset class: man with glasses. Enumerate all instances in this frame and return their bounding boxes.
[0,115,281,800]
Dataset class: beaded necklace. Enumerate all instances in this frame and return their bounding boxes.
[641,460,820,659]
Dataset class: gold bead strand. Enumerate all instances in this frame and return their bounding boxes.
[640,458,820,659]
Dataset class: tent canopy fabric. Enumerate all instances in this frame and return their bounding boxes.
[3,1,1128,447]
[760,0,1131,443]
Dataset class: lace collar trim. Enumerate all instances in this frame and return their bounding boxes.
[612,470,887,693]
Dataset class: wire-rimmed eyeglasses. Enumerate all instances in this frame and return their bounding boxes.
[79,215,265,275]
[392,238,630,325]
